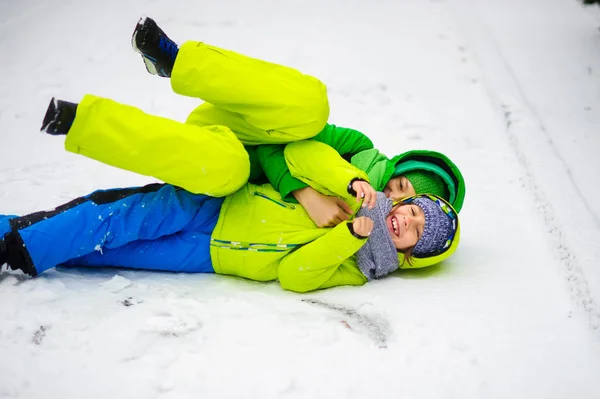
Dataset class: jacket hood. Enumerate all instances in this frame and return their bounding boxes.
[396,194,461,269]
[390,150,466,213]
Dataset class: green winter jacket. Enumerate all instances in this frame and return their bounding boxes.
[210,140,370,293]
[245,123,374,202]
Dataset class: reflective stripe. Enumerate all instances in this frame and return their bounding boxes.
[210,238,300,252]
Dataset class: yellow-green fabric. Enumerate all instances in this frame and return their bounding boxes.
[65,95,250,197]
[284,140,370,208]
[399,224,461,269]
[210,183,368,292]
[65,41,332,197]
[173,41,329,145]
[213,140,371,292]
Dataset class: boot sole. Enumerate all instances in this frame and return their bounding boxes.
[142,55,160,76]
[40,97,58,132]
[131,30,159,76]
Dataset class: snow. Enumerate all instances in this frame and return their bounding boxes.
[1,0,600,398]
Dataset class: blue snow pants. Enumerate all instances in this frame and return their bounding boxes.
[0,184,223,275]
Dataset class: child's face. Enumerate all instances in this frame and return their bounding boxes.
[386,203,425,251]
[383,176,416,201]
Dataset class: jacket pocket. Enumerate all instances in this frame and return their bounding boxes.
[252,191,296,210]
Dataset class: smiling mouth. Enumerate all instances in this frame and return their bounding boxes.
[391,216,400,237]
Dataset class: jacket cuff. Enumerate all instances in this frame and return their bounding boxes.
[347,178,367,197]
[346,221,368,239]
[281,175,309,204]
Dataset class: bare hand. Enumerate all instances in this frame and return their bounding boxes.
[352,216,374,237]
[293,187,354,227]
[351,180,377,209]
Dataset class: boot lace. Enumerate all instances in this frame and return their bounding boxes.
[159,36,179,61]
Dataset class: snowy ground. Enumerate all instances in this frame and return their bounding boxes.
[1,0,600,398]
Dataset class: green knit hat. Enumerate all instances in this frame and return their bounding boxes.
[403,170,449,200]
[392,159,455,202]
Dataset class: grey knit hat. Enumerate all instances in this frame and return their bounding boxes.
[411,197,455,257]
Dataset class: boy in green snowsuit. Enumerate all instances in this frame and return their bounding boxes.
[132,19,467,228]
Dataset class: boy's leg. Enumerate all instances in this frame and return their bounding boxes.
[62,94,250,196]
[132,17,329,143]
[174,42,330,144]
[61,232,214,273]
[61,204,219,273]
[2,184,223,275]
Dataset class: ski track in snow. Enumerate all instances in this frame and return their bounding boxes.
[498,98,600,332]
[442,0,600,337]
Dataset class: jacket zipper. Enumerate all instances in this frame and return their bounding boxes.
[252,191,296,209]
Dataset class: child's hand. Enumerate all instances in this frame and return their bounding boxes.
[293,187,354,227]
[352,216,374,238]
[351,180,377,209]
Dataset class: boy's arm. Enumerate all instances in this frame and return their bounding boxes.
[256,144,362,227]
[255,145,309,202]
[245,146,268,183]
[284,140,370,202]
[315,123,374,158]
[254,123,374,203]
[278,222,368,293]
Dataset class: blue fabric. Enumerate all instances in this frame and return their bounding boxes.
[0,215,16,237]
[62,228,216,273]
[15,185,223,274]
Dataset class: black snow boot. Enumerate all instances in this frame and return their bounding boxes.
[40,97,78,136]
[131,16,179,78]
[0,238,7,267]
[1,233,37,276]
